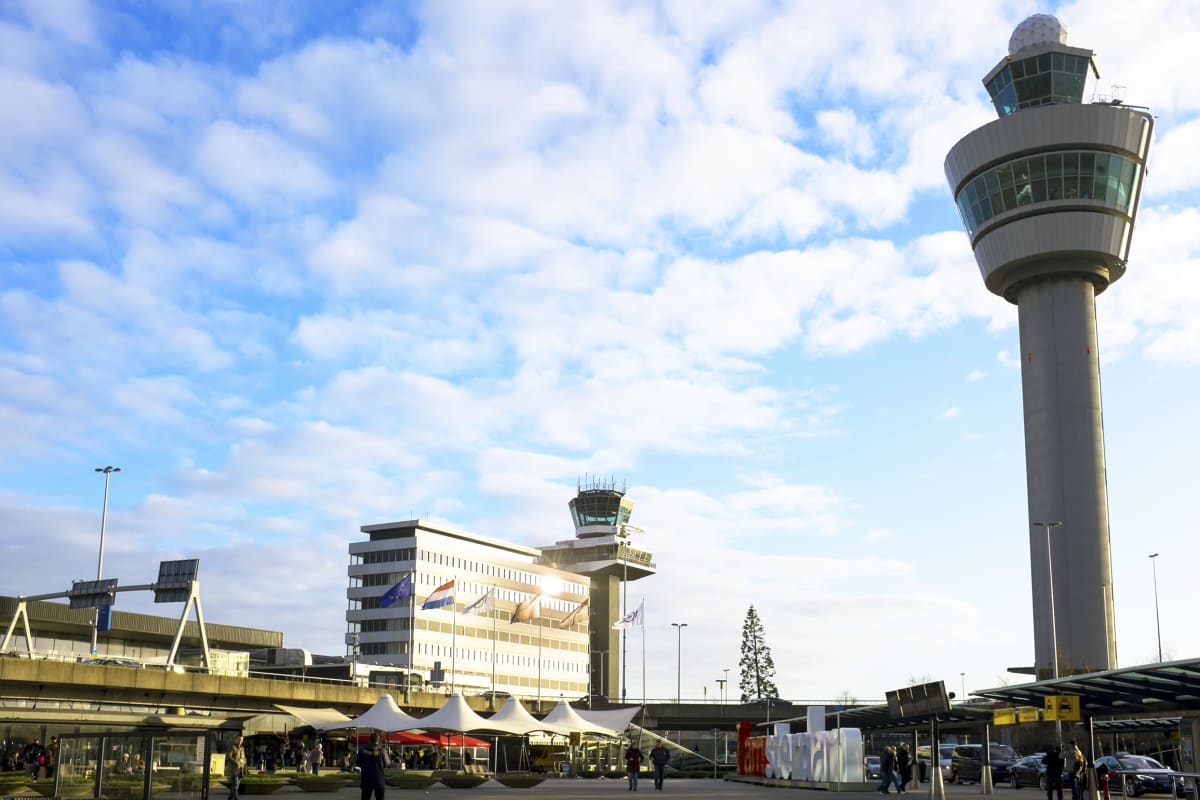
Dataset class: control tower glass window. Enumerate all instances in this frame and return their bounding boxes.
[955,150,1141,238]
[987,52,1089,116]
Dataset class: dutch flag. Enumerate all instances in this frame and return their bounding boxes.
[421,579,456,610]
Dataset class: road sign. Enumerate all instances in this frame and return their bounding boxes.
[154,559,199,603]
[69,578,118,609]
[994,708,1017,726]
[1017,705,1041,723]
[1044,695,1081,721]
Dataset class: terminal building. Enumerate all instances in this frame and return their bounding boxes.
[345,479,655,706]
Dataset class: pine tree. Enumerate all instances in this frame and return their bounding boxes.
[738,605,779,701]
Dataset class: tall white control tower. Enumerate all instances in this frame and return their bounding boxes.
[945,14,1152,678]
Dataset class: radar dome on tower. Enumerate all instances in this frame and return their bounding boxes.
[1008,13,1068,55]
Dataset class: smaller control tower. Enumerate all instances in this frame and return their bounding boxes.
[538,478,655,702]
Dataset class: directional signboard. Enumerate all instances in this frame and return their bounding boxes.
[994,708,1017,726]
[69,578,118,609]
[1044,695,1081,721]
[1017,705,1042,723]
[886,681,951,719]
[154,559,199,603]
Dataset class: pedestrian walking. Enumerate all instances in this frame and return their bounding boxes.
[624,741,644,792]
[897,743,913,792]
[225,735,247,800]
[1043,746,1066,800]
[879,746,903,794]
[649,741,670,791]
[357,733,391,800]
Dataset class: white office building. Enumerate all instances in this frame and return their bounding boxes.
[346,519,591,706]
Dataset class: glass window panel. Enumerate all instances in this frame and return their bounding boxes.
[1079,152,1095,175]
[1060,152,1079,176]
[1119,159,1135,208]
[1045,153,1063,178]
[1031,179,1047,203]
[1046,176,1063,200]
[1062,175,1078,199]
[1011,60,1026,79]
[1037,53,1051,73]
[1002,186,1017,210]
[997,163,1015,188]
[989,191,1004,215]
[984,170,1000,194]
[1028,155,1046,180]
[1052,53,1064,71]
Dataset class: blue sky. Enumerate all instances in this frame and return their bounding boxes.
[2,0,1198,704]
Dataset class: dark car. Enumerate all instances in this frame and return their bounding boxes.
[1095,754,1185,797]
[917,744,955,782]
[1009,754,1048,789]
[950,743,1020,784]
[866,755,882,780]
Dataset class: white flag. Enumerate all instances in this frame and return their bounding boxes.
[462,588,495,616]
[612,599,644,630]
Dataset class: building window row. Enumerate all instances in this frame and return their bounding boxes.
[956,150,1140,238]
[414,551,585,596]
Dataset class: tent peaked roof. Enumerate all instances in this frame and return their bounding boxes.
[577,706,640,737]
[413,692,524,734]
[487,696,571,735]
[541,698,625,736]
[342,693,421,731]
[273,704,353,732]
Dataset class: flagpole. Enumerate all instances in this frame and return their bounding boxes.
[537,596,543,713]
[451,578,458,694]
[490,597,497,703]
[408,572,416,703]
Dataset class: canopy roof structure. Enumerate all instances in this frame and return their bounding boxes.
[487,696,571,735]
[542,698,632,737]
[274,704,354,732]
[410,692,525,734]
[971,658,1200,715]
[575,706,641,737]
[339,693,421,731]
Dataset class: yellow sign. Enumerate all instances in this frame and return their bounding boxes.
[994,708,1017,726]
[1017,705,1041,723]
[1043,695,1081,721]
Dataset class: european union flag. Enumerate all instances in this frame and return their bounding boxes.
[381,574,413,608]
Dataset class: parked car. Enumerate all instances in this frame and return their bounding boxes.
[866,755,882,780]
[949,743,1020,784]
[1009,754,1048,789]
[1095,754,1185,797]
[917,744,956,782]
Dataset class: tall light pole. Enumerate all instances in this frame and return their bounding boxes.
[1034,520,1062,745]
[670,622,687,703]
[1149,553,1162,662]
[92,466,120,655]
[960,672,966,702]
[723,667,730,702]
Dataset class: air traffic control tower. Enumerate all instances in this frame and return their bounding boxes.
[538,479,655,702]
[945,15,1152,678]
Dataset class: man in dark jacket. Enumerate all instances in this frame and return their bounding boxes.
[649,741,670,790]
[357,733,391,800]
[1043,746,1066,800]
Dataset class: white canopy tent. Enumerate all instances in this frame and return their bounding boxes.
[541,698,629,737]
[409,692,526,734]
[487,696,571,736]
[337,693,421,731]
[273,704,354,732]
[575,706,641,738]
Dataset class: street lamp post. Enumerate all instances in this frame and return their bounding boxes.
[1149,553,1162,662]
[960,672,965,702]
[671,622,687,703]
[91,466,120,655]
[723,668,730,702]
[1033,520,1063,744]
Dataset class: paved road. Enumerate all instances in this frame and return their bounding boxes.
[230,778,1040,799]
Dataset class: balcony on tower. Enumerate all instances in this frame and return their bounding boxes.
[538,478,655,581]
